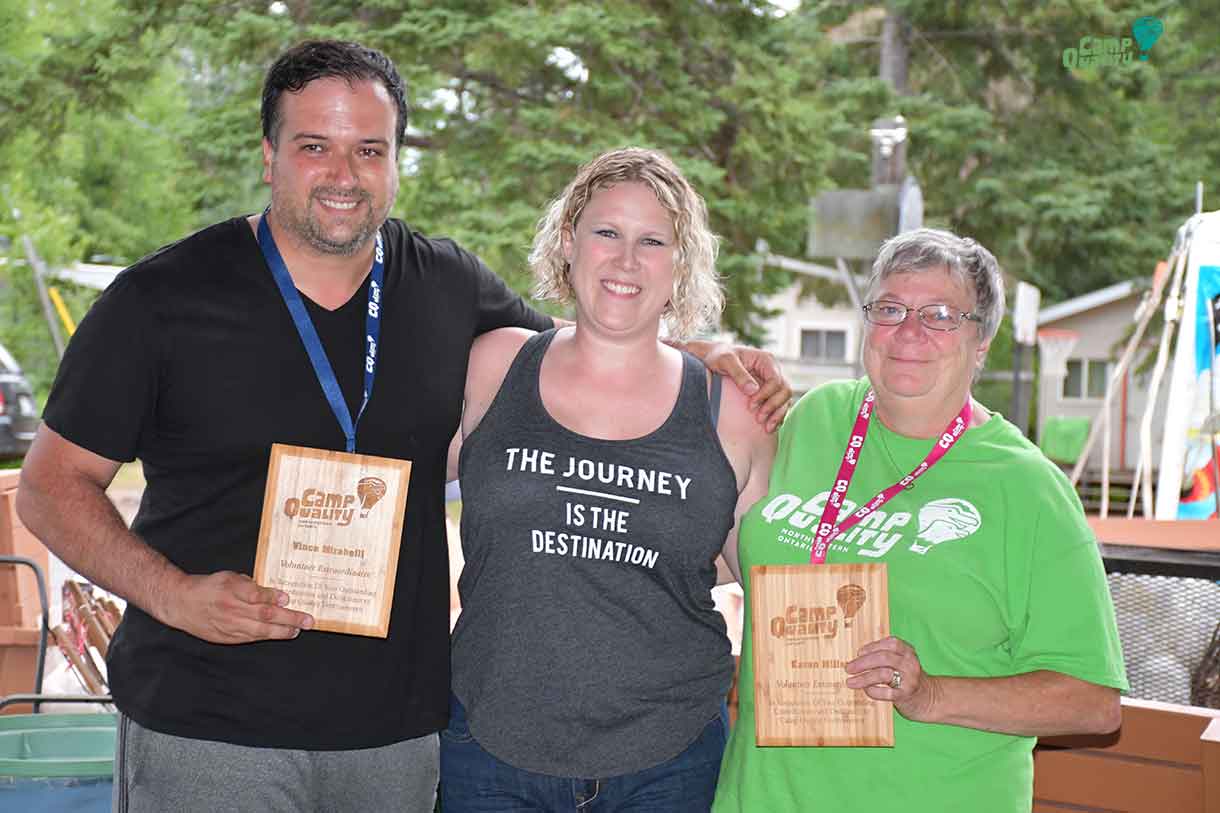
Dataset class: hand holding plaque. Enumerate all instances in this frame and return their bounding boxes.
[254,444,411,638]
[748,390,973,747]
[751,563,892,746]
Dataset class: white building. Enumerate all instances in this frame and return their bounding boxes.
[753,286,861,396]
[1035,280,1168,472]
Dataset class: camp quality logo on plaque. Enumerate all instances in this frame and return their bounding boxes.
[281,476,388,530]
[768,584,867,644]
[751,564,893,747]
[254,445,411,638]
[357,477,387,514]
[769,603,840,641]
[283,489,357,525]
[837,584,867,623]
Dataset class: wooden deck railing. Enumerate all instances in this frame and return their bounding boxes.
[1034,697,1220,812]
[729,659,1220,811]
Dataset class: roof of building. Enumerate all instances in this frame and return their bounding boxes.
[1037,279,1139,325]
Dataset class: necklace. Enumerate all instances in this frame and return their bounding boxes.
[876,424,917,489]
[808,390,971,564]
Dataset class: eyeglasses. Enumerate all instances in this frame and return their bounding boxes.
[862,300,983,332]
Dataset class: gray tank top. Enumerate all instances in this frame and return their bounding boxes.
[452,329,737,777]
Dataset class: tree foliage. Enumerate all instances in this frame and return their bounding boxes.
[0,0,201,396]
[817,0,1214,301]
[1,0,1217,398]
[98,0,837,337]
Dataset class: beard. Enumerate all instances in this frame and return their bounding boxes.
[273,184,381,257]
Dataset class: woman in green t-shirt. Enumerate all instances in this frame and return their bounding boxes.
[715,228,1128,813]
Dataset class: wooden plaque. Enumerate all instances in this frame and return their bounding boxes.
[751,563,892,746]
[253,444,411,638]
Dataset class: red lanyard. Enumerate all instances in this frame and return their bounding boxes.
[810,390,972,564]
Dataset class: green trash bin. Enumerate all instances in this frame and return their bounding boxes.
[0,712,116,811]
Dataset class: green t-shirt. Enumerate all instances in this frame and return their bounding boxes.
[714,378,1128,813]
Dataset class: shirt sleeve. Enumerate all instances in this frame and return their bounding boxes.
[41,272,160,463]
[471,254,553,335]
[1006,467,1129,690]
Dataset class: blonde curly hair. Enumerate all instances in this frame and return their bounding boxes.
[529,147,723,340]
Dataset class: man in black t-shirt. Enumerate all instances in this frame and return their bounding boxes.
[17,40,789,812]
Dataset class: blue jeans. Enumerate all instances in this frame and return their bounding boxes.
[440,694,728,812]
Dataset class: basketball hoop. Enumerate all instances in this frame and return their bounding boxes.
[1036,328,1080,378]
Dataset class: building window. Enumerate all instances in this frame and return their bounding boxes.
[800,329,847,362]
[1063,359,1110,399]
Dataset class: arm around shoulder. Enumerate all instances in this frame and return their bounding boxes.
[681,340,792,432]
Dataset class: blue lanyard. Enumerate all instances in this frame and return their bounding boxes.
[257,214,384,453]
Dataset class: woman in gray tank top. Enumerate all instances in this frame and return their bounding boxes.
[440,148,776,811]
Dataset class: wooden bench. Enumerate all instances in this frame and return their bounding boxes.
[1034,697,1220,812]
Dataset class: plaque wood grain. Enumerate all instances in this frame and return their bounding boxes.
[751,563,893,747]
[254,444,411,638]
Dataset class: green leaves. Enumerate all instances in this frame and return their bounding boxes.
[1,0,1215,397]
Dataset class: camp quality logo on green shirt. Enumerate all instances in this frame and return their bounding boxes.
[908,498,983,554]
[759,490,983,559]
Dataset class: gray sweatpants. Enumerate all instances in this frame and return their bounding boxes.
[113,714,438,812]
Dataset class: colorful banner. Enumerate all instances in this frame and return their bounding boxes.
[1157,211,1220,519]
[1176,263,1220,519]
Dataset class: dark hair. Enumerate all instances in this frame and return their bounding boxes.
[261,40,408,153]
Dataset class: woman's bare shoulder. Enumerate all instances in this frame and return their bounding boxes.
[713,370,778,452]
[464,327,541,436]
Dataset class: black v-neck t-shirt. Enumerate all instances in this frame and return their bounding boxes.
[44,217,551,749]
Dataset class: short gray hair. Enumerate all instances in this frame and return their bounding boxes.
[866,228,1005,343]
[529,147,723,340]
